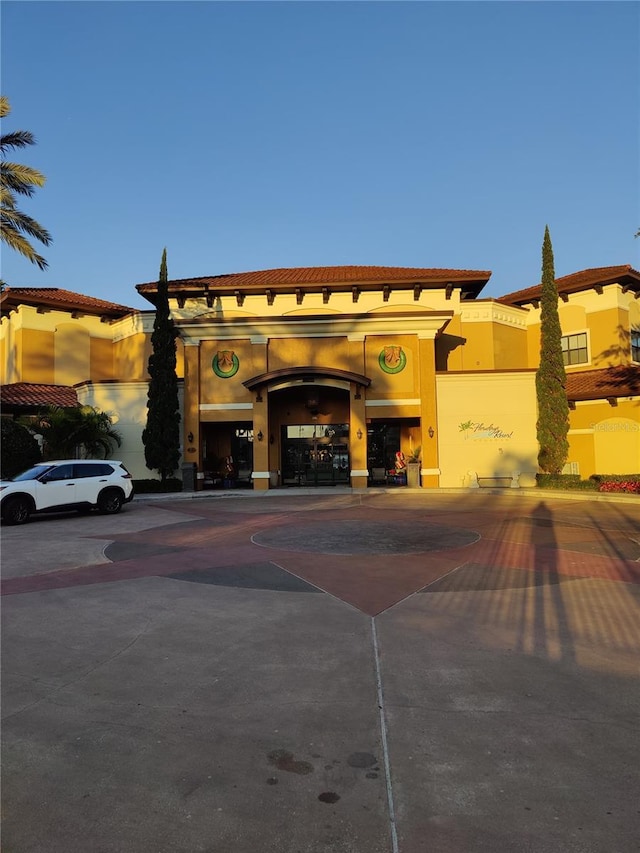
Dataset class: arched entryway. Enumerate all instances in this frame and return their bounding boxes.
[244,367,370,488]
[270,383,350,486]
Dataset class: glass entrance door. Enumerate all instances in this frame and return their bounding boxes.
[281,424,350,486]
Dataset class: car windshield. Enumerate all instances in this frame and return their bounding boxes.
[9,464,55,482]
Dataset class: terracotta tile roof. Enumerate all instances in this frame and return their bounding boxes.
[498,265,640,306]
[0,287,136,319]
[566,365,640,401]
[1,383,78,408]
[136,265,492,304]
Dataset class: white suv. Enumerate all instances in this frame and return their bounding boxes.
[0,460,134,525]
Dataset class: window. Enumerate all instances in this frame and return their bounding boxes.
[44,464,75,481]
[632,330,640,363]
[561,332,588,366]
[74,463,113,478]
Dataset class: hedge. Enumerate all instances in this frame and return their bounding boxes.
[536,473,640,493]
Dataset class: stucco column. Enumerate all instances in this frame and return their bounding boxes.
[418,334,440,488]
[349,382,368,489]
[183,342,201,488]
[347,335,368,489]
[250,337,270,490]
[251,391,269,490]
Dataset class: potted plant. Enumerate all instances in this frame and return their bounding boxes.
[405,446,421,488]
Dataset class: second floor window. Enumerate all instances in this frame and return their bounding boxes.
[632,330,640,363]
[561,332,588,366]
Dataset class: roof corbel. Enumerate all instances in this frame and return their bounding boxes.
[352,287,360,303]
[445,283,454,300]
[235,290,245,307]
[593,285,603,295]
[606,396,618,407]
[560,293,569,303]
[383,285,390,302]
[413,284,422,301]
[266,289,275,306]
[322,287,330,304]
[296,288,304,305]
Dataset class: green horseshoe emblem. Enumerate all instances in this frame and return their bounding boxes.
[212,351,240,378]
[378,347,407,374]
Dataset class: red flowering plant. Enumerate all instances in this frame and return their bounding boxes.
[598,480,640,494]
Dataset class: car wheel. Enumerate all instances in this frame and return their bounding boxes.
[97,489,124,515]
[2,496,32,525]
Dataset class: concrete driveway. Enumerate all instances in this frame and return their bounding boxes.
[2,490,640,852]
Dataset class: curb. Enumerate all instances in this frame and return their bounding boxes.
[133,487,640,505]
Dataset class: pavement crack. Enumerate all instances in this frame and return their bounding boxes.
[1,618,155,723]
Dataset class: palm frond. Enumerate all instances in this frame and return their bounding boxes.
[0,221,49,269]
[0,130,37,155]
[0,95,51,269]
[1,207,52,244]
[1,161,47,196]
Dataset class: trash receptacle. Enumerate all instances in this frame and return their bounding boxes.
[182,462,197,492]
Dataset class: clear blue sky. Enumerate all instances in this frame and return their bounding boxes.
[2,1,638,309]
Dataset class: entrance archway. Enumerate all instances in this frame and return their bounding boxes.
[244,366,371,489]
[269,382,350,487]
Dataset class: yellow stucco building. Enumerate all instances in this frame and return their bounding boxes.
[1,264,638,487]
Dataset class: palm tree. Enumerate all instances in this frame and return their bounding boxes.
[24,406,122,460]
[1,96,52,270]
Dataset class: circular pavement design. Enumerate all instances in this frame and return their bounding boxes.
[252,518,480,555]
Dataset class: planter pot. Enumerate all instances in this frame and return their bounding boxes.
[406,462,420,488]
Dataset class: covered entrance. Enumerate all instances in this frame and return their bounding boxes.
[281,423,350,487]
[243,365,371,490]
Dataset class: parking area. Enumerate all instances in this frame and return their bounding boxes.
[2,490,640,852]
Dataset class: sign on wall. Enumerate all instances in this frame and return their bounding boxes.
[459,420,514,440]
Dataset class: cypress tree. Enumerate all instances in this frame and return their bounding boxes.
[142,248,181,482]
[535,226,569,473]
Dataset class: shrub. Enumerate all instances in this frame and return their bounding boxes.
[589,474,640,484]
[0,419,42,478]
[536,473,598,491]
[537,472,640,493]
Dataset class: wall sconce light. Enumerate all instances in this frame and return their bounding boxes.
[356,428,363,440]
[187,431,194,444]
[428,426,435,439]
[257,430,264,442]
